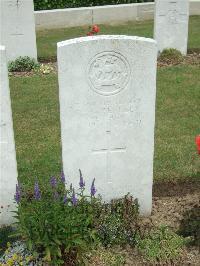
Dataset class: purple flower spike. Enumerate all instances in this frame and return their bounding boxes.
[79,169,85,189]
[14,184,21,204]
[90,178,97,197]
[61,171,65,184]
[63,195,68,204]
[34,181,41,200]
[50,176,57,188]
[72,189,78,206]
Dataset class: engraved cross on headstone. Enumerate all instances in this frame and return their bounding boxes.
[8,0,24,37]
[92,114,126,183]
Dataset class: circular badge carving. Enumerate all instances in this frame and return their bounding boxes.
[87,51,130,96]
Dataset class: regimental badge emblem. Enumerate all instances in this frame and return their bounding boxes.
[87,51,130,96]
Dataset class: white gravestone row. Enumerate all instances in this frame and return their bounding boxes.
[154,0,189,55]
[57,36,157,215]
[0,46,18,225]
[0,0,37,61]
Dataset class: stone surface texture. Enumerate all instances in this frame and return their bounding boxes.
[57,35,157,215]
[0,0,37,61]
[137,2,154,20]
[154,0,189,55]
[92,4,138,24]
[0,46,18,225]
[35,7,93,29]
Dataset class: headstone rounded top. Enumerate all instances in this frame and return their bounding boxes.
[57,35,157,48]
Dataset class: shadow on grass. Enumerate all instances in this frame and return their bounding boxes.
[178,206,200,247]
[188,48,200,54]
[38,56,57,63]
[153,178,200,197]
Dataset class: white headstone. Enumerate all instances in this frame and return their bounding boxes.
[57,35,157,215]
[0,0,37,61]
[0,45,18,225]
[154,0,189,55]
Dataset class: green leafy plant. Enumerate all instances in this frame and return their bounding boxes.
[8,56,39,72]
[96,194,139,247]
[12,171,100,265]
[136,225,186,263]
[159,48,184,65]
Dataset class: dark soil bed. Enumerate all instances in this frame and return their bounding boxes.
[120,180,200,266]
[90,179,200,265]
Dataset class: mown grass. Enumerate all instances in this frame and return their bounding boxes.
[9,64,200,184]
[10,74,62,185]
[36,16,200,60]
[154,65,200,181]
[188,15,200,51]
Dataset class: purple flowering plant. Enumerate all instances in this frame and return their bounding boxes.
[14,183,21,204]
[34,181,41,200]
[13,170,100,265]
[79,169,85,190]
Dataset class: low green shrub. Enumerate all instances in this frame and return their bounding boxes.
[13,171,100,265]
[159,48,184,65]
[96,194,139,247]
[34,0,153,11]
[136,225,187,263]
[8,56,39,72]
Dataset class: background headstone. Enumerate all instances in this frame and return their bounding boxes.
[57,35,157,215]
[154,0,189,55]
[0,45,18,225]
[0,0,37,61]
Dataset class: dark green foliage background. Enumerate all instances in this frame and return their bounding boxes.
[34,0,153,11]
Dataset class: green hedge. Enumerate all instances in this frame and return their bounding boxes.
[34,0,153,11]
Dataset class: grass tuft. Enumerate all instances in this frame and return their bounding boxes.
[159,48,184,65]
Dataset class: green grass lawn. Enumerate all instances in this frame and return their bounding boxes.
[10,64,200,185]
[9,16,200,185]
[37,16,200,60]
[10,75,61,186]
